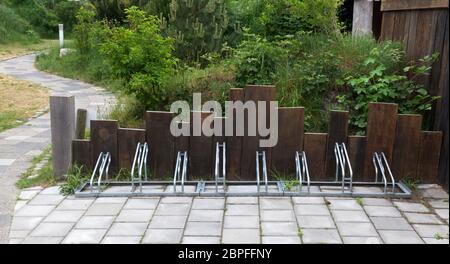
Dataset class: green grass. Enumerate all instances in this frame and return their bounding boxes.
[402,177,422,192]
[0,111,23,132]
[355,197,364,206]
[59,164,90,196]
[16,147,55,189]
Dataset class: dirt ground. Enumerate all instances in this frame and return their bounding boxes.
[0,40,57,61]
[0,73,49,132]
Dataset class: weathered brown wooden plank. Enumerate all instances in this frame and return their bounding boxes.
[381,0,449,11]
[91,120,119,173]
[227,88,244,180]
[240,85,276,180]
[347,136,366,181]
[189,111,214,179]
[72,139,92,171]
[146,111,175,179]
[392,114,423,180]
[417,131,443,183]
[174,122,190,152]
[303,133,328,180]
[380,11,395,40]
[75,109,87,140]
[363,103,398,181]
[212,116,227,148]
[325,111,349,180]
[271,107,304,177]
[117,128,146,170]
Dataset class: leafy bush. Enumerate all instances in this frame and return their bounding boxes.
[0,4,39,43]
[100,6,175,110]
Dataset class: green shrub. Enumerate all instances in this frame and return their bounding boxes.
[100,6,175,110]
[0,4,39,43]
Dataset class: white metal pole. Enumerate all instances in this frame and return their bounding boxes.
[59,24,64,48]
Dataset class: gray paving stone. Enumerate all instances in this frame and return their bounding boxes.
[8,239,23,244]
[94,197,128,204]
[57,199,94,210]
[294,204,330,216]
[108,223,147,236]
[9,230,30,239]
[31,223,74,237]
[435,209,449,220]
[182,236,221,244]
[423,238,450,244]
[14,201,27,212]
[427,199,449,209]
[331,210,370,222]
[412,224,449,238]
[39,186,60,195]
[191,198,225,210]
[260,198,292,210]
[328,199,362,210]
[160,197,192,204]
[22,236,63,244]
[188,210,223,222]
[379,230,424,244]
[261,222,298,236]
[185,222,222,236]
[76,216,115,229]
[260,210,296,222]
[371,217,413,230]
[262,236,301,244]
[155,203,191,216]
[142,229,183,244]
[224,216,259,229]
[115,210,154,222]
[419,187,449,199]
[226,204,259,216]
[15,205,55,217]
[292,197,325,204]
[28,195,64,206]
[361,198,392,206]
[298,215,335,229]
[43,210,84,223]
[364,206,401,217]
[124,198,159,210]
[85,203,123,216]
[148,215,187,229]
[18,190,40,200]
[342,237,382,244]
[102,236,141,244]
[10,217,43,230]
[302,229,342,244]
[222,229,260,244]
[337,222,378,237]
[404,213,443,224]
[226,197,258,204]
[394,202,430,213]
[63,229,107,244]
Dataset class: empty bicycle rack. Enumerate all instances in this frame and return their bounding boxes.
[75,141,412,198]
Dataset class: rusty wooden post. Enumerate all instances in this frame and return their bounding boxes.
[75,108,87,139]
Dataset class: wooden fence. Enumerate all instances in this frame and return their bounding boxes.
[72,85,443,183]
[379,0,449,188]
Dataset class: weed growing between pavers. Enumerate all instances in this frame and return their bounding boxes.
[16,147,55,189]
[59,164,90,196]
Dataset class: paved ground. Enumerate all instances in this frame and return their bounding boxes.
[8,184,449,244]
[0,55,114,243]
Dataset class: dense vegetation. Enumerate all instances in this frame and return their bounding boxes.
[32,0,438,133]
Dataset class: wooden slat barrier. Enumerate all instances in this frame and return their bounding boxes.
[227,88,244,180]
[347,136,366,181]
[363,103,398,181]
[325,111,349,180]
[240,85,276,180]
[72,139,92,171]
[71,95,444,184]
[91,120,118,173]
[303,133,327,180]
[189,111,213,179]
[146,111,175,179]
[271,107,304,177]
[392,114,422,180]
[417,131,443,183]
[174,122,190,152]
[381,0,448,12]
[117,128,146,170]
